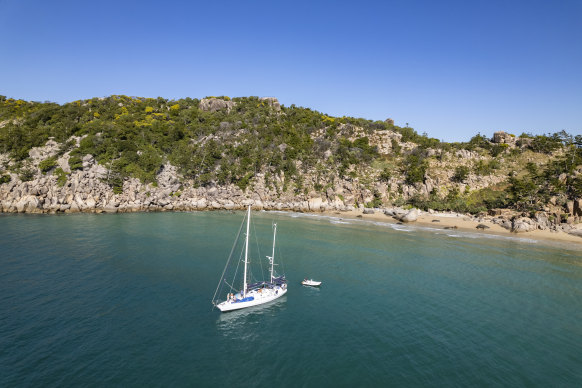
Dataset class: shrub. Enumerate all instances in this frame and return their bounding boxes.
[39,156,57,174]
[366,191,383,208]
[0,174,11,184]
[467,134,491,151]
[404,154,427,184]
[69,155,83,171]
[474,160,500,176]
[452,166,470,182]
[530,135,561,154]
[236,173,253,191]
[54,167,68,187]
[379,168,392,182]
[18,167,35,182]
[391,139,401,155]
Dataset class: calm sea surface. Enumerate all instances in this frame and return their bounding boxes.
[1,211,581,387]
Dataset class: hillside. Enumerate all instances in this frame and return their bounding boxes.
[0,95,581,234]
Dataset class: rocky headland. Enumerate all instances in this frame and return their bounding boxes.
[2,146,581,242]
[1,95,581,242]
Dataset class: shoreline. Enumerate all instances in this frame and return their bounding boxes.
[3,206,581,247]
[319,209,582,247]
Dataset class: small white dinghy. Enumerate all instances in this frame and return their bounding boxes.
[301,279,322,287]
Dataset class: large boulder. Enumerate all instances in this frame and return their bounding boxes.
[82,154,95,170]
[85,197,96,209]
[492,217,513,230]
[68,201,80,213]
[399,208,419,223]
[566,201,575,215]
[512,217,536,233]
[103,203,118,213]
[15,195,41,213]
[535,212,550,230]
[308,197,323,211]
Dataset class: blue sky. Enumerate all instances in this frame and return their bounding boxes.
[1,0,580,142]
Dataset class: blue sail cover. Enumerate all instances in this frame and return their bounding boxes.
[247,276,287,291]
[248,281,268,290]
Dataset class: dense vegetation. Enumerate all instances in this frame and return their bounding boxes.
[0,95,434,191]
[0,95,580,214]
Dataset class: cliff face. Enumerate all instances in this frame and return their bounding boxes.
[0,155,361,214]
[0,96,581,236]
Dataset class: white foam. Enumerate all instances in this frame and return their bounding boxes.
[266,210,540,245]
[330,220,351,225]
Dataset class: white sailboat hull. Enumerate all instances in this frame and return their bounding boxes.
[217,286,287,312]
[213,206,288,313]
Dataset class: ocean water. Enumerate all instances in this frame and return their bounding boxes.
[1,211,581,387]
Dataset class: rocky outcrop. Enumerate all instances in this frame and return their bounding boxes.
[492,131,516,145]
[511,217,537,233]
[259,97,281,111]
[484,210,582,234]
[29,139,60,163]
[199,98,236,113]
[310,123,407,156]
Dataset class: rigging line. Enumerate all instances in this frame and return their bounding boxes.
[273,222,285,276]
[231,243,244,293]
[252,214,265,282]
[223,278,235,291]
[214,224,244,305]
[211,211,246,304]
[278,243,286,276]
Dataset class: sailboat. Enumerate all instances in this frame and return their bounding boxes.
[212,206,287,312]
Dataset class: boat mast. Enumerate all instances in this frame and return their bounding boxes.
[242,205,250,297]
[270,223,277,282]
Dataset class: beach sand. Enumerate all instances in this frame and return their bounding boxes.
[320,209,582,246]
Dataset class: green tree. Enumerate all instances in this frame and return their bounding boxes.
[452,165,470,183]
[404,154,427,185]
[39,156,57,174]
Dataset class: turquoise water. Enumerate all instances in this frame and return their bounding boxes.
[1,211,581,387]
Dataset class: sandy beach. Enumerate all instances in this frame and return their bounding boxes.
[321,209,582,246]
